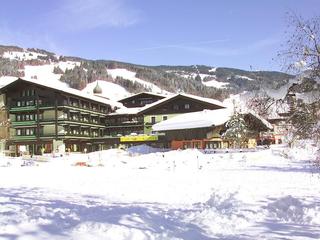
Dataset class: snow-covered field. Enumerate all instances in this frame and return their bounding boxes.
[0,145,319,240]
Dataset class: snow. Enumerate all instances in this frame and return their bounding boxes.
[0,76,17,87]
[57,61,81,72]
[153,108,232,131]
[266,78,298,100]
[0,145,319,239]
[24,64,68,89]
[110,107,142,115]
[296,91,320,104]
[235,75,255,81]
[2,50,47,61]
[108,69,166,94]
[82,80,130,101]
[153,108,272,131]
[179,71,229,89]
[242,110,274,130]
[0,78,123,109]
[208,67,216,73]
[202,78,229,88]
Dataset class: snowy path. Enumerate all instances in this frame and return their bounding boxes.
[0,148,320,239]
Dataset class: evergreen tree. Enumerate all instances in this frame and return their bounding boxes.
[223,112,248,148]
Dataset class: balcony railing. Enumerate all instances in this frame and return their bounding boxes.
[11,121,37,127]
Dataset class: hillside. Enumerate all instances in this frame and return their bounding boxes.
[0,44,295,102]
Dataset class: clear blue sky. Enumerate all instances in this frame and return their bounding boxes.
[0,0,319,71]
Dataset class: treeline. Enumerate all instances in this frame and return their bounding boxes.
[0,59,24,77]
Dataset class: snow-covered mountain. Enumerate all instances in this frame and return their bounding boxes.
[0,44,303,107]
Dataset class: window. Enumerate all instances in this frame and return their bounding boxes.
[163,116,168,121]
[151,116,156,124]
[16,115,21,121]
[184,104,190,109]
[17,129,21,136]
[17,101,21,107]
[173,104,179,110]
[26,100,34,106]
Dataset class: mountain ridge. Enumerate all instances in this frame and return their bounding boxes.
[0,44,294,101]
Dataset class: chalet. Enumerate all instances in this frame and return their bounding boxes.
[138,93,226,134]
[0,78,233,154]
[104,92,166,138]
[107,93,226,147]
[118,92,166,108]
[0,78,121,155]
[153,108,273,150]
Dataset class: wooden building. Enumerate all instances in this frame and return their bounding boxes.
[118,92,166,108]
[0,79,234,153]
[105,93,226,148]
[139,93,225,134]
[0,78,117,155]
[153,109,273,150]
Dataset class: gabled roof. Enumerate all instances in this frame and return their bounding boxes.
[139,93,226,114]
[153,108,232,131]
[0,78,122,108]
[241,110,273,130]
[118,92,167,103]
[153,108,273,132]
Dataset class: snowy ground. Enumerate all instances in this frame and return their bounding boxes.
[0,145,320,240]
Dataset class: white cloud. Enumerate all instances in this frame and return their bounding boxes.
[53,0,140,31]
[133,39,230,52]
[134,38,280,57]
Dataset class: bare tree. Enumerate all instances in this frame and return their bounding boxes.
[279,13,320,78]
[246,91,276,118]
[278,13,320,159]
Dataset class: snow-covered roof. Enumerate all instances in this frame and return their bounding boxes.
[108,107,142,116]
[241,110,273,130]
[0,78,122,109]
[153,108,232,131]
[139,93,226,114]
[153,108,273,132]
[118,92,168,102]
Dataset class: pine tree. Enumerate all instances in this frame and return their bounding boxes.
[223,112,248,148]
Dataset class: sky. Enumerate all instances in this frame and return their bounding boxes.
[0,0,319,71]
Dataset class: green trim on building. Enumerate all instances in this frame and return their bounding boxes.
[58,105,106,116]
[11,121,37,127]
[10,106,37,112]
[12,135,37,141]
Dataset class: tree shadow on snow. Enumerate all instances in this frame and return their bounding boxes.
[0,187,217,240]
[248,163,319,174]
[255,195,320,239]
